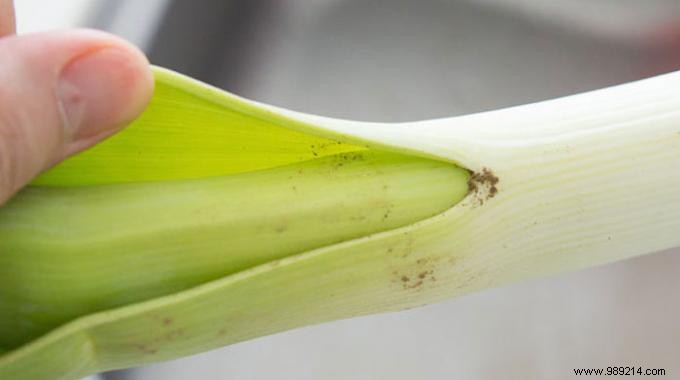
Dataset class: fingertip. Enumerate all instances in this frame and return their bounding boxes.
[54,29,154,155]
[58,40,154,155]
[0,29,154,200]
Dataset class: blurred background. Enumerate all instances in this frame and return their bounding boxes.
[14,0,680,379]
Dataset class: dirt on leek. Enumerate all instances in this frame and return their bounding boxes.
[0,150,468,349]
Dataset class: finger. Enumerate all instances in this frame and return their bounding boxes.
[0,29,154,203]
[0,0,15,36]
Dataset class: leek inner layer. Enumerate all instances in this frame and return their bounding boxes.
[0,150,468,349]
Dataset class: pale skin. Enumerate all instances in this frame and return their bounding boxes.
[0,0,153,204]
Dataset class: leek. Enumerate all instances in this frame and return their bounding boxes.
[0,67,678,379]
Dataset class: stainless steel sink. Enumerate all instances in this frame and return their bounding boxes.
[139,0,679,120]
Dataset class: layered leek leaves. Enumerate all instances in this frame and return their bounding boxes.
[0,67,679,379]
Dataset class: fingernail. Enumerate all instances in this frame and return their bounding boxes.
[57,47,151,142]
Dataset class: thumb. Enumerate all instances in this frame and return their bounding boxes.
[0,29,153,203]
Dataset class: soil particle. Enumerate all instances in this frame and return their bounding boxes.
[133,343,157,355]
[467,168,499,206]
[397,269,436,290]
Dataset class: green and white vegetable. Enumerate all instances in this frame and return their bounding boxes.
[0,67,678,379]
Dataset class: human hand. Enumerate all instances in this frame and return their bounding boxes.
[0,0,153,204]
